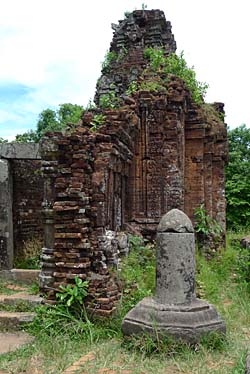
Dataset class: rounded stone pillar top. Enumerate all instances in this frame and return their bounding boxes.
[157,209,194,233]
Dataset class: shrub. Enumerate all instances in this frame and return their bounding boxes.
[99,91,121,109]
[140,81,167,92]
[125,81,139,96]
[102,51,118,73]
[90,114,106,131]
[144,48,208,104]
[194,204,223,238]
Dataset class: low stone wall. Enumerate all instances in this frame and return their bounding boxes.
[0,143,42,269]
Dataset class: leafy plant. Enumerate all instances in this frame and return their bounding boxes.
[56,276,89,308]
[140,81,166,92]
[99,91,121,109]
[194,204,223,256]
[125,81,139,96]
[90,114,106,131]
[144,47,165,70]
[128,234,145,249]
[102,51,118,73]
[194,204,223,237]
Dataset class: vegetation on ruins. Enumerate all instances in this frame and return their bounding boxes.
[202,102,225,123]
[99,90,121,109]
[56,276,89,308]
[101,51,118,73]
[143,48,209,104]
[125,80,139,95]
[140,80,167,93]
[126,77,167,94]
[194,204,223,243]
[90,113,106,131]
[101,48,128,74]
[226,124,250,229]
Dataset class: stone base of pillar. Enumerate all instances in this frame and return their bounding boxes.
[122,296,226,343]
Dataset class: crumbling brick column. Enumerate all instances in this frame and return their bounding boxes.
[39,135,58,296]
[39,130,122,314]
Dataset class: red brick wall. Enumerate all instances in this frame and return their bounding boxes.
[12,159,44,259]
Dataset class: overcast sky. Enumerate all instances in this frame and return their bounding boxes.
[0,0,249,140]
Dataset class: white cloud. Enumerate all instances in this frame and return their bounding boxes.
[0,108,21,123]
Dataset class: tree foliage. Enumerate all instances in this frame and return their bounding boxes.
[15,130,39,143]
[226,124,250,228]
[15,103,84,142]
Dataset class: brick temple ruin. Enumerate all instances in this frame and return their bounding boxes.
[0,9,228,315]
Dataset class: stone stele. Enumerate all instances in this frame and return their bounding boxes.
[122,209,226,343]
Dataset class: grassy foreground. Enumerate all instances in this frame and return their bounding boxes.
[0,232,249,374]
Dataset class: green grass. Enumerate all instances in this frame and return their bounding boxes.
[0,232,249,373]
[0,301,36,313]
[0,280,27,295]
[0,279,39,296]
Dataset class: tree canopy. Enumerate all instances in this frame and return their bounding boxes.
[226,124,250,228]
[15,103,84,142]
